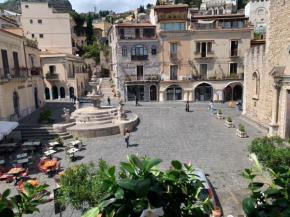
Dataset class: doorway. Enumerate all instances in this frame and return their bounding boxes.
[34,87,39,108]
[45,87,50,100]
[52,86,58,99]
[60,87,65,99]
[195,83,213,101]
[13,91,19,117]
[233,85,243,101]
[224,86,232,101]
[127,85,144,101]
[137,66,143,80]
[69,87,75,100]
[166,85,182,101]
[135,29,140,38]
[150,85,157,101]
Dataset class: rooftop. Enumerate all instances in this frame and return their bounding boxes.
[116,23,155,27]
[152,4,189,9]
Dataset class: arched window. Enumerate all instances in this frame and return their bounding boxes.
[219,7,224,15]
[151,45,157,55]
[257,9,264,15]
[131,45,148,60]
[252,71,259,99]
[122,46,127,56]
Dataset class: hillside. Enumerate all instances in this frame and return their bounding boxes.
[0,0,72,13]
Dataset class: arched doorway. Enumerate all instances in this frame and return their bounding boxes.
[60,87,65,99]
[233,85,243,101]
[166,85,182,101]
[224,86,232,101]
[34,87,39,109]
[52,86,58,99]
[150,85,157,101]
[45,87,50,100]
[13,91,19,117]
[195,83,213,101]
[69,87,75,100]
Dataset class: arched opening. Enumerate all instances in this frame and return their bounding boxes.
[252,71,259,98]
[224,86,232,101]
[69,87,75,100]
[233,85,243,101]
[52,86,58,100]
[166,84,182,101]
[34,87,39,109]
[13,91,20,117]
[45,87,50,100]
[60,87,65,99]
[195,83,213,101]
[150,85,157,101]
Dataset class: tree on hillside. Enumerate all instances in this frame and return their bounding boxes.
[70,11,85,36]
[238,0,250,9]
[138,5,145,13]
[83,42,100,64]
[86,13,95,45]
[146,3,152,9]
[156,0,160,5]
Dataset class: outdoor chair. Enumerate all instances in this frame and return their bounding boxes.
[20,169,29,179]
[54,177,60,188]
[0,174,9,180]
[52,158,58,162]
[78,143,82,150]
[16,163,23,168]
[40,168,51,175]
[52,162,61,174]
[6,175,16,183]
[22,146,29,152]
[17,179,23,188]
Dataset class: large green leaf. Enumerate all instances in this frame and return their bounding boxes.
[248,182,264,191]
[242,198,256,217]
[115,205,131,217]
[108,166,116,177]
[102,180,113,190]
[2,189,11,198]
[264,188,281,195]
[120,162,134,173]
[171,160,182,170]
[145,158,162,172]
[23,183,35,198]
[115,188,124,199]
[117,178,138,190]
[82,207,100,217]
[130,155,144,170]
[133,179,151,197]
[0,208,14,217]
[100,198,116,208]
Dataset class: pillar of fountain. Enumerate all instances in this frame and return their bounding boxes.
[87,72,104,109]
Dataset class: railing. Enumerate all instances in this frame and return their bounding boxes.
[0,68,29,80]
[170,75,178,80]
[125,74,159,82]
[119,35,157,40]
[26,39,38,49]
[45,73,59,80]
[131,55,148,61]
[170,54,178,59]
[229,50,241,58]
[194,51,215,58]
[30,67,42,76]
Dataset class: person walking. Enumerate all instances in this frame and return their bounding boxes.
[124,128,130,148]
[185,101,190,112]
[135,96,140,106]
[209,100,214,115]
[107,96,111,106]
[73,95,77,103]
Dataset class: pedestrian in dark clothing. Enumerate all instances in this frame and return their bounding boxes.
[108,96,111,106]
[73,95,76,103]
[135,96,140,106]
[124,128,130,148]
[185,101,190,112]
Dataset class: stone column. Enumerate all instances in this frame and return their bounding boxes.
[269,82,281,136]
[189,91,193,101]
[159,91,165,102]
[183,91,188,101]
[49,88,53,100]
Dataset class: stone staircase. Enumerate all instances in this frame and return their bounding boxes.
[71,108,118,124]
[101,77,118,102]
[16,125,72,141]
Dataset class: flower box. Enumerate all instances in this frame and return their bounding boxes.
[225,121,235,128]
[216,114,224,119]
[236,129,247,138]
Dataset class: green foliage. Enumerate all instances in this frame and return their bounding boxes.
[156,0,161,5]
[238,0,250,9]
[83,155,213,217]
[146,3,152,9]
[86,13,95,45]
[99,10,110,18]
[54,137,64,144]
[70,11,85,36]
[0,183,49,217]
[248,136,290,168]
[83,42,101,64]
[240,156,290,216]
[218,109,222,115]
[238,124,245,132]
[38,109,52,122]
[138,5,145,14]
[227,117,232,122]
[57,160,110,214]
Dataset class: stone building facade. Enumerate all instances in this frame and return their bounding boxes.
[243,0,290,137]
[108,23,160,102]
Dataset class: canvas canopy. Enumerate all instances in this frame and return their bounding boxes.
[0,121,19,140]
[197,20,215,24]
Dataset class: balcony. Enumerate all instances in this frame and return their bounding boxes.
[0,68,29,83]
[45,73,59,80]
[131,55,148,61]
[169,54,181,63]
[119,35,157,40]
[229,50,241,58]
[30,67,42,76]
[26,39,38,49]
[194,51,215,59]
[125,74,159,82]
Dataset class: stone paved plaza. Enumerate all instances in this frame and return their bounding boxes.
[1,101,266,217]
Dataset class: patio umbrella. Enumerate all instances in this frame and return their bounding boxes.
[0,121,19,140]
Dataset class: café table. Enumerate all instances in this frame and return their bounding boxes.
[17,158,29,164]
[67,148,79,161]
[17,153,28,159]
[19,179,39,191]
[0,143,17,147]
[44,150,57,160]
[0,159,4,165]
[8,168,25,185]
[22,141,41,146]
[69,140,82,147]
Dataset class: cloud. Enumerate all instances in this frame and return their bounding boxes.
[70,0,156,13]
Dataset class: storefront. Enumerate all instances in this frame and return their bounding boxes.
[195,83,213,101]
[166,85,183,101]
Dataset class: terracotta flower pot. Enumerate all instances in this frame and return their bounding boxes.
[212,209,221,217]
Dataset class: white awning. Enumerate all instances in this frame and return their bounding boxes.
[197,20,215,24]
[0,121,19,139]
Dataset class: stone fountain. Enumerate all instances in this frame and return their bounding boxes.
[61,67,139,138]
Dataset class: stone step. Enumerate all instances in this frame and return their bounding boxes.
[75,116,115,122]
[75,119,113,125]
[22,134,72,141]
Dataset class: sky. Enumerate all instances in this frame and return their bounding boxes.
[69,0,156,13]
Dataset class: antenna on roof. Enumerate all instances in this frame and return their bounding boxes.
[94,4,97,15]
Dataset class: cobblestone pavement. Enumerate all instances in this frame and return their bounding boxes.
[1,101,265,217]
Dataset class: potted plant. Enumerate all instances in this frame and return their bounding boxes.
[217,109,224,119]
[237,124,247,138]
[212,205,221,217]
[54,137,64,145]
[38,109,52,123]
[225,117,235,128]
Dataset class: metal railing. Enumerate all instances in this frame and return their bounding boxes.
[194,51,215,58]
[229,50,241,58]
[45,73,59,80]
[131,55,148,61]
[0,68,29,80]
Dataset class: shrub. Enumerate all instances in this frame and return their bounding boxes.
[238,124,245,132]
[248,136,290,168]
[227,117,232,122]
[38,109,52,122]
[218,109,222,115]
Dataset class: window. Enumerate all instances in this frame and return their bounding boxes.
[195,42,213,57]
[131,45,148,60]
[38,20,42,24]
[214,9,218,15]
[219,8,223,14]
[137,66,143,80]
[160,22,185,31]
[39,34,44,38]
[200,64,207,78]
[208,10,212,15]
[151,46,157,55]
[222,22,231,29]
[49,65,55,74]
[257,9,264,15]
[252,71,259,98]
[13,52,20,76]
[196,42,200,53]
[230,63,238,75]
[143,28,155,38]
[122,46,127,56]
[1,49,9,76]
[170,43,177,59]
[207,42,212,52]
[230,41,239,56]
[30,55,35,68]
[30,19,33,24]
[31,34,34,38]
[170,65,178,80]
[25,5,29,8]
[120,29,124,39]
[196,23,214,29]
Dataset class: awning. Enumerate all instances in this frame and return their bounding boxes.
[197,20,215,24]
[0,121,19,139]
